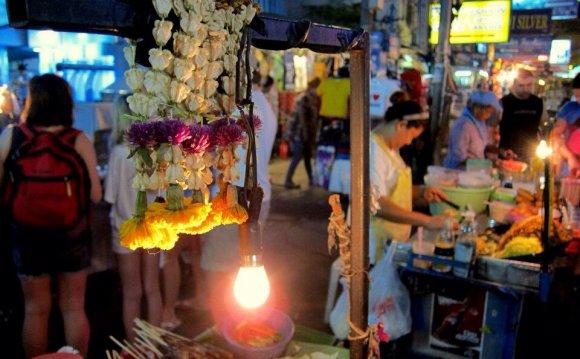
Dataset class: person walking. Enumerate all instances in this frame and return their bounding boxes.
[284,77,320,189]
[0,74,102,358]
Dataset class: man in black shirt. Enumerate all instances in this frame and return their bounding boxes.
[499,69,546,162]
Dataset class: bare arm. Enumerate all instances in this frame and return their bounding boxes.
[75,132,103,203]
[375,195,447,230]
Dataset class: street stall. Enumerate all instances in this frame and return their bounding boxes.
[398,125,579,358]
[6,0,372,358]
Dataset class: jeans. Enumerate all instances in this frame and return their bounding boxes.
[285,140,312,184]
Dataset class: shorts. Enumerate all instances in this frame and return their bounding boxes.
[111,224,134,255]
[11,224,92,277]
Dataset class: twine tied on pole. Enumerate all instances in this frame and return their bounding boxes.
[327,194,379,359]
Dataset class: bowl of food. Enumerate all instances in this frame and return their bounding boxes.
[220,309,294,359]
[429,185,494,216]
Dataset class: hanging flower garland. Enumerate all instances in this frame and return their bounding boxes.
[210,117,248,225]
[119,0,259,250]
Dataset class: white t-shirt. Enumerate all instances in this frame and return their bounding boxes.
[104,144,137,252]
[234,89,277,202]
[370,134,405,198]
[369,77,401,119]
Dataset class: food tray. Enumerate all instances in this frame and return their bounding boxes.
[475,256,541,289]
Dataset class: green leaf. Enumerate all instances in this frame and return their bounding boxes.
[136,147,153,168]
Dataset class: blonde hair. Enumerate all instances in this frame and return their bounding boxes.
[112,94,133,145]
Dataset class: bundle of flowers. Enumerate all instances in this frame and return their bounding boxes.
[119,0,259,250]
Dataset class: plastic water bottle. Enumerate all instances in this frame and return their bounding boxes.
[453,210,477,277]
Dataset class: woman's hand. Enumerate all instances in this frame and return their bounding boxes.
[424,186,447,203]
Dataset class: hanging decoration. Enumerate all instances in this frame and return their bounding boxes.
[120,0,260,250]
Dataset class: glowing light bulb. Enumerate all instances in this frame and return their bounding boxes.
[233,265,270,309]
[536,140,552,159]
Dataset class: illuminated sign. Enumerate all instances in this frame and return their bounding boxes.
[549,39,571,65]
[430,1,511,44]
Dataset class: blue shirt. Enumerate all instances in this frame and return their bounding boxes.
[443,108,490,169]
[556,100,580,125]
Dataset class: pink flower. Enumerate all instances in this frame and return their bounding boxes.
[182,124,213,154]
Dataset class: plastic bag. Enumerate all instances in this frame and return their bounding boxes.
[329,244,411,341]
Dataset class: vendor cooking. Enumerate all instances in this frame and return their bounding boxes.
[370,100,450,263]
[443,90,502,169]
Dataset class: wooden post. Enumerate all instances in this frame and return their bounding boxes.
[349,32,370,359]
[430,0,452,165]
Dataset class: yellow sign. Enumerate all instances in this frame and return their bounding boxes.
[430,1,511,44]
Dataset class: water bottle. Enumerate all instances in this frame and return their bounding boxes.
[453,210,477,277]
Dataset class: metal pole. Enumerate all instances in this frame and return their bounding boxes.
[430,0,452,165]
[349,32,370,359]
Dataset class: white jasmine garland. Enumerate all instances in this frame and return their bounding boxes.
[223,54,237,73]
[203,79,219,98]
[148,48,174,71]
[185,93,204,112]
[206,61,223,79]
[144,71,172,101]
[180,11,203,35]
[125,68,145,92]
[188,71,206,90]
[172,0,186,17]
[148,171,167,191]
[153,0,172,18]
[153,19,174,46]
[170,79,191,104]
[123,45,137,68]
[127,93,150,117]
[173,32,199,58]
[173,57,195,82]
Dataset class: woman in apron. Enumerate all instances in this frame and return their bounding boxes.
[370,100,449,263]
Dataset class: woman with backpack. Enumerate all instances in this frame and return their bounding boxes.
[0,74,102,358]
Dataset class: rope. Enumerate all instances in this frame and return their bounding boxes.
[327,202,377,358]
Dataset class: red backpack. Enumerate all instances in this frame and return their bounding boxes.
[2,124,91,233]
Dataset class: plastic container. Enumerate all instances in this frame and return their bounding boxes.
[428,186,494,216]
[488,201,516,224]
[220,309,295,359]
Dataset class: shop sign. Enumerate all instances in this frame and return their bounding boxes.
[495,34,552,59]
[510,9,552,35]
[429,1,511,44]
[549,39,571,65]
[512,0,578,20]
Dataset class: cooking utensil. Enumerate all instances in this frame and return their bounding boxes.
[441,197,461,210]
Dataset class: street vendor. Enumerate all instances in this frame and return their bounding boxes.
[443,90,502,169]
[370,100,449,263]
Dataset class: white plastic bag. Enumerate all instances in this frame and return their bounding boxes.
[329,244,412,341]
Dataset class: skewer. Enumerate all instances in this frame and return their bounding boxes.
[135,336,163,357]
[109,336,144,359]
[105,350,112,359]
[123,339,148,359]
